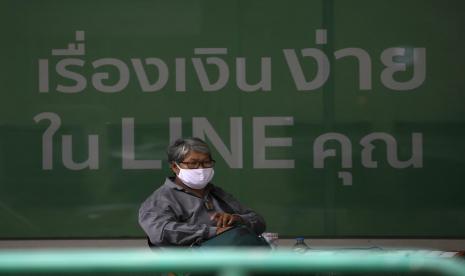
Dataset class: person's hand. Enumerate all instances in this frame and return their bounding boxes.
[210,212,244,228]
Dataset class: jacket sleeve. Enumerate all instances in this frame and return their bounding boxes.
[214,188,267,235]
[138,199,217,247]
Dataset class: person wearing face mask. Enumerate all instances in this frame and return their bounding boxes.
[138,137,267,247]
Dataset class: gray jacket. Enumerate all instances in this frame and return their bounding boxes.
[139,177,266,246]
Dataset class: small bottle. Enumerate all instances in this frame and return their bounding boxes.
[292,237,309,253]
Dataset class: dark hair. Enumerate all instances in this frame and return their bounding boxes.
[167,137,211,164]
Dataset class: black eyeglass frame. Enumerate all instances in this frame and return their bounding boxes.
[178,160,216,169]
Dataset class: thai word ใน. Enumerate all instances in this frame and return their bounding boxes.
[34,112,423,186]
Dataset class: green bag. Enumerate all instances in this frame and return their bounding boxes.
[200,225,270,248]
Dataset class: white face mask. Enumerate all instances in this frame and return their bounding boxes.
[176,164,214,190]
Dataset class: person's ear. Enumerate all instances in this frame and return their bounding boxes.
[170,162,180,175]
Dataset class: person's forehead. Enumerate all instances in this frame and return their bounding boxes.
[183,151,210,161]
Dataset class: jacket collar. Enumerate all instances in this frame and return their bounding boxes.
[164,177,214,196]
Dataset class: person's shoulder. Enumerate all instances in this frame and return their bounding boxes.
[210,183,233,198]
[139,178,180,216]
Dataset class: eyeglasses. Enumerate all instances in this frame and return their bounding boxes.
[178,160,216,169]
